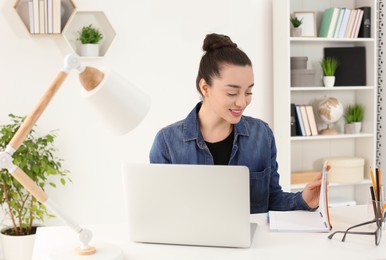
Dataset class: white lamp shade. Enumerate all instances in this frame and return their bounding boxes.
[81,68,151,135]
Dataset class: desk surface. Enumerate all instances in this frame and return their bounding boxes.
[32,205,385,260]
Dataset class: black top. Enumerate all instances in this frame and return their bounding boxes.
[205,128,234,165]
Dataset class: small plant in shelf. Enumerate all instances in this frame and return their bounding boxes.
[344,104,365,134]
[320,56,339,87]
[290,15,303,37]
[77,24,104,57]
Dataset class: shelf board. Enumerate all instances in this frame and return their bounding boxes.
[291,86,375,91]
[291,179,372,190]
[291,133,374,141]
[290,37,375,43]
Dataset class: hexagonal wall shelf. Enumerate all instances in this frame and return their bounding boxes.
[63,11,116,58]
[14,0,76,35]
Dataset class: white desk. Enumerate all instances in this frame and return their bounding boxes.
[32,205,385,260]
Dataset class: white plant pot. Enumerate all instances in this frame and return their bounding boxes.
[0,228,36,260]
[80,43,100,57]
[344,122,362,134]
[323,76,335,87]
[291,27,302,37]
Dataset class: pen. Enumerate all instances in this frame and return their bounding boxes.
[370,186,378,220]
[376,168,381,202]
[370,167,377,196]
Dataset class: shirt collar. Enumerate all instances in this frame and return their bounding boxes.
[183,102,250,142]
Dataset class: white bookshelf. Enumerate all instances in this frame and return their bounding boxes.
[273,0,377,205]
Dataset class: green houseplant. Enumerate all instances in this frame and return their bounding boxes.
[320,56,339,87]
[344,104,365,134]
[0,114,71,231]
[0,114,71,259]
[290,16,303,28]
[290,16,303,37]
[77,24,104,57]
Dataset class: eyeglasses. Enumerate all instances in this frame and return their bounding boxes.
[328,211,384,246]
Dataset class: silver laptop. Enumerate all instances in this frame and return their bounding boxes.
[121,163,252,248]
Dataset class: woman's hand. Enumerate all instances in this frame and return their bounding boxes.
[302,172,323,209]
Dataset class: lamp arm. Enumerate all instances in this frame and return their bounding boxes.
[0,54,103,255]
[8,71,68,150]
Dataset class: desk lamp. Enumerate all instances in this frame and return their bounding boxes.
[0,54,151,259]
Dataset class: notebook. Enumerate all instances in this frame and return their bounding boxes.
[121,163,253,248]
[268,161,332,232]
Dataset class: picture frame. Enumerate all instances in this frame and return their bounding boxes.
[294,11,317,37]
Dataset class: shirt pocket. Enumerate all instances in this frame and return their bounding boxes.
[249,167,271,210]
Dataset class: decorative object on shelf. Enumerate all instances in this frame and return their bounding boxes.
[344,104,365,134]
[13,0,77,35]
[290,15,303,37]
[77,24,104,57]
[0,114,71,260]
[324,47,366,86]
[323,157,365,184]
[0,54,151,260]
[320,56,339,87]
[317,97,344,135]
[290,56,316,87]
[293,11,317,37]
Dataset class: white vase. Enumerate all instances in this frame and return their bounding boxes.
[344,122,362,134]
[0,228,36,260]
[323,76,335,87]
[80,43,99,57]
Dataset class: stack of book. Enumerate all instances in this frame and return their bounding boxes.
[291,104,319,136]
[28,0,61,34]
[319,6,371,38]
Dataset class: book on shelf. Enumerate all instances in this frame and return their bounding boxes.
[351,9,364,38]
[324,46,366,86]
[28,0,61,34]
[28,0,34,33]
[39,0,45,34]
[332,8,345,38]
[290,104,298,137]
[33,0,39,34]
[326,8,340,38]
[269,161,332,232]
[295,105,306,136]
[358,6,371,38]
[337,8,350,38]
[319,7,339,37]
[319,7,366,38]
[300,105,311,136]
[305,105,318,136]
[344,9,357,38]
[52,0,61,33]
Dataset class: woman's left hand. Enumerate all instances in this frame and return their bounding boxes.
[302,172,323,209]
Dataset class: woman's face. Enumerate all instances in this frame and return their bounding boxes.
[201,64,254,124]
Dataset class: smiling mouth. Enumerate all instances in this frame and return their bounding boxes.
[230,109,243,117]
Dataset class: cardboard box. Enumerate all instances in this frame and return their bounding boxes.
[291,171,320,184]
[291,69,316,87]
[324,157,364,184]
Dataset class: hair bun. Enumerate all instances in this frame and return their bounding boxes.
[203,33,237,52]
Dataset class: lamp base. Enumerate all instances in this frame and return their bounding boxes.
[49,242,123,260]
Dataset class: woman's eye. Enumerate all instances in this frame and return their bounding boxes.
[246,92,253,96]
[227,93,238,96]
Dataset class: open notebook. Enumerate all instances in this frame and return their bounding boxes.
[268,161,332,232]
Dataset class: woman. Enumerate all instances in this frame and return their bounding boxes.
[149,33,321,213]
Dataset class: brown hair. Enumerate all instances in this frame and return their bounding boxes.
[196,33,252,96]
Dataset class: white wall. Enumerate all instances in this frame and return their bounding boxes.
[0,0,273,225]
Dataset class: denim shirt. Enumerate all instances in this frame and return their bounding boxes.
[149,102,311,213]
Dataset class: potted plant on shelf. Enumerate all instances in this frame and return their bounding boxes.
[344,104,365,134]
[290,15,303,37]
[0,114,71,260]
[320,56,339,87]
[77,24,104,57]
